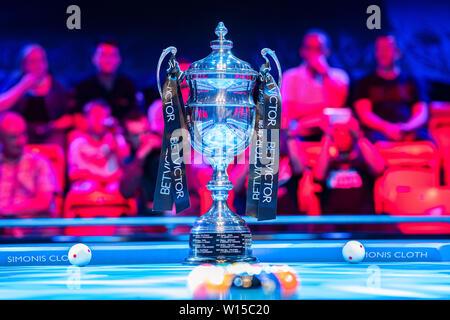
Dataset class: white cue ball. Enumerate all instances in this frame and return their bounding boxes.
[342,241,365,263]
[68,243,92,267]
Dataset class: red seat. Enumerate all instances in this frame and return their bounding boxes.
[429,101,450,185]
[387,186,450,234]
[431,127,450,185]
[429,101,450,119]
[374,141,440,216]
[376,168,439,213]
[64,190,137,236]
[375,141,440,172]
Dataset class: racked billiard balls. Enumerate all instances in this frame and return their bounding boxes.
[231,273,262,289]
[227,272,264,299]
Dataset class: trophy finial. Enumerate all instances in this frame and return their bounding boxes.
[210,22,233,50]
[215,22,228,40]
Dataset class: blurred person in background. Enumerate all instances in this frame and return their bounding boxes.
[354,34,429,142]
[230,149,303,217]
[0,112,59,219]
[144,61,204,221]
[280,29,349,215]
[147,98,165,137]
[0,44,72,146]
[119,110,161,215]
[281,29,349,141]
[74,38,138,123]
[146,94,203,221]
[67,99,128,193]
[313,116,385,216]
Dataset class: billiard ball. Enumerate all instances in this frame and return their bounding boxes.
[342,240,365,263]
[204,266,233,296]
[187,264,231,299]
[187,264,215,293]
[265,264,299,298]
[258,271,282,299]
[68,243,92,267]
[274,270,299,298]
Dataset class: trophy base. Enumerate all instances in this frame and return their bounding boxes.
[184,255,258,265]
[184,230,258,265]
[184,169,257,265]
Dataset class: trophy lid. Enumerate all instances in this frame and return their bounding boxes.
[184,22,258,77]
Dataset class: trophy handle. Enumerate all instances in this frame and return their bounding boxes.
[157,46,178,98]
[260,48,282,88]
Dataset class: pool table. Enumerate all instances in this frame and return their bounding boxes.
[1,239,450,300]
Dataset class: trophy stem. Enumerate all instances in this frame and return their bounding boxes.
[184,159,257,265]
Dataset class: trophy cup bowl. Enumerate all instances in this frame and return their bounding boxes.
[183,22,258,264]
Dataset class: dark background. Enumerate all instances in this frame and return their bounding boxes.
[0,0,449,102]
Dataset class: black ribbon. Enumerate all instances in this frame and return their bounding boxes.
[246,63,282,221]
[153,56,190,213]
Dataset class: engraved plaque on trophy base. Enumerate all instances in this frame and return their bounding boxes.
[185,231,257,264]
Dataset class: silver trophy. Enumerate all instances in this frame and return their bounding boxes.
[156,22,281,264]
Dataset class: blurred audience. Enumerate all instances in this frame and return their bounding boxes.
[313,117,385,215]
[0,28,444,238]
[0,112,59,218]
[280,29,350,215]
[68,99,128,193]
[74,39,138,122]
[119,110,161,215]
[0,44,72,146]
[354,34,430,142]
[147,98,165,136]
[230,151,301,216]
[147,91,203,218]
[281,29,349,141]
